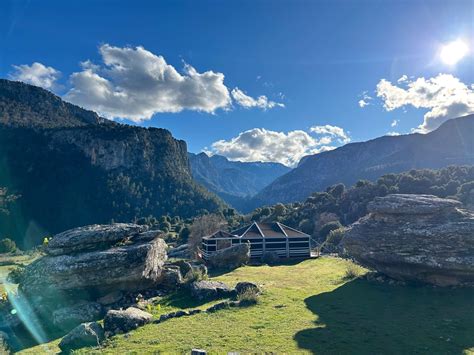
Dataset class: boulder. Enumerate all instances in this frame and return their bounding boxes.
[19,226,167,300]
[58,322,105,352]
[343,194,474,286]
[53,302,104,329]
[169,260,193,279]
[46,223,149,256]
[206,243,250,270]
[103,307,153,335]
[190,280,234,301]
[167,243,190,258]
[261,251,280,265]
[235,282,260,295]
[160,265,183,290]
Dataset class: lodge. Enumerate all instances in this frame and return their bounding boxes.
[202,221,311,260]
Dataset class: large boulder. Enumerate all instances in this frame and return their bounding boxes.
[19,224,168,303]
[206,243,250,270]
[103,307,153,335]
[190,280,234,300]
[343,194,474,286]
[58,322,105,352]
[46,223,149,256]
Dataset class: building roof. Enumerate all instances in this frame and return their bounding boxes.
[204,222,309,240]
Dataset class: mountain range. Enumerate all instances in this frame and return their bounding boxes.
[0,79,224,247]
[188,152,290,208]
[247,114,474,210]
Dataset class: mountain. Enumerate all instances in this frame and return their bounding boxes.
[0,80,224,247]
[188,152,291,209]
[248,114,474,210]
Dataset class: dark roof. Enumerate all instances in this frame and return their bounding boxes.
[204,222,309,240]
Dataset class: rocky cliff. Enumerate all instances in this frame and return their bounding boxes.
[343,194,474,286]
[0,80,224,247]
[249,115,474,209]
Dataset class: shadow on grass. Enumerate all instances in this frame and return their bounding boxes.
[294,279,474,354]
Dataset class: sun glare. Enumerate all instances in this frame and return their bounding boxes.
[439,39,469,65]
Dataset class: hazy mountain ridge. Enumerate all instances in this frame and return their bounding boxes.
[0,80,224,246]
[189,152,291,206]
[248,114,474,210]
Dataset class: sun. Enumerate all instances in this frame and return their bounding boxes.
[439,39,469,65]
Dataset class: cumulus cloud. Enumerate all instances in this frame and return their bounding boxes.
[209,125,350,166]
[376,74,474,133]
[309,124,351,144]
[64,44,233,121]
[9,62,61,90]
[391,119,399,127]
[231,87,284,110]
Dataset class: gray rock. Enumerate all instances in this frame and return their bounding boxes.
[235,282,260,295]
[190,280,234,301]
[206,301,230,312]
[343,194,474,286]
[47,223,149,256]
[103,307,153,335]
[261,251,280,265]
[53,302,104,329]
[167,243,190,258]
[206,243,250,270]
[20,236,167,300]
[58,322,105,352]
[169,260,193,279]
[160,265,183,290]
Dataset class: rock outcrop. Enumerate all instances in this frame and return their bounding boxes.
[20,224,167,301]
[103,307,153,335]
[52,302,104,329]
[206,243,250,270]
[343,194,474,286]
[58,322,105,352]
[190,280,234,301]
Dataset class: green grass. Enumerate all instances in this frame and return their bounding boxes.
[14,257,474,354]
[0,254,35,293]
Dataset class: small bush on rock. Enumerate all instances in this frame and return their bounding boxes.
[0,238,16,254]
[237,288,259,307]
[7,266,25,284]
[343,264,360,280]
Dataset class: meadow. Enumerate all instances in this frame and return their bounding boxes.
[13,257,474,354]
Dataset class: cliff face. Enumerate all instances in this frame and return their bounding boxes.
[0,80,223,247]
[249,114,474,209]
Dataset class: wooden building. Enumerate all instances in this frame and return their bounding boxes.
[202,222,311,260]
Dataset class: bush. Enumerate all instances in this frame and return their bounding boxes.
[237,288,259,306]
[319,221,342,240]
[261,251,280,265]
[322,227,345,253]
[343,264,360,280]
[0,238,16,254]
[7,266,25,284]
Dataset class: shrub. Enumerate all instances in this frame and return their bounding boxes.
[319,221,342,240]
[343,264,360,280]
[237,288,259,306]
[322,227,345,253]
[0,238,16,254]
[261,251,280,265]
[7,266,25,284]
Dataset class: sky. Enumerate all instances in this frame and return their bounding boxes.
[1,0,473,167]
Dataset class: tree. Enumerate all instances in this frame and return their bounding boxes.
[0,238,17,254]
[188,214,227,257]
[179,226,191,243]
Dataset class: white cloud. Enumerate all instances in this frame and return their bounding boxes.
[386,131,401,136]
[397,75,408,83]
[9,62,61,90]
[309,124,351,144]
[209,124,350,167]
[376,74,474,133]
[358,92,372,108]
[64,44,233,121]
[231,87,284,110]
[391,119,399,127]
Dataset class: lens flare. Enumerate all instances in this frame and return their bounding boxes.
[440,40,469,65]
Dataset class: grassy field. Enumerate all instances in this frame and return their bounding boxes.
[13,257,474,354]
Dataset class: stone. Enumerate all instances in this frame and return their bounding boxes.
[53,302,104,329]
[19,230,167,300]
[206,301,230,312]
[169,260,193,279]
[206,243,250,270]
[235,282,260,295]
[190,280,234,301]
[343,194,474,286]
[160,265,183,290]
[46,223,149,256]
[58,322,105,352]
[167,243,190,258]
[103,307,153,335]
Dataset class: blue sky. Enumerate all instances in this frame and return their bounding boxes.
[1,0,473,166]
